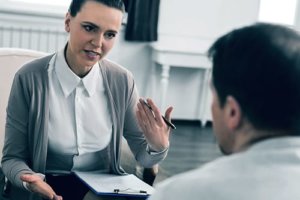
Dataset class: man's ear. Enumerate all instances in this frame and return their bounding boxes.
[224,96,242,130]
[65,12,71,33]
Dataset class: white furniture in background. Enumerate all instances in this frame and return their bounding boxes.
[150,43,212,126]
[0,48,47,160]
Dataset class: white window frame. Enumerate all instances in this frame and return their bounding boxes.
[0,0,69,18]
[257,0,300,31]
[258,0,298,26]
[294,0,300,28]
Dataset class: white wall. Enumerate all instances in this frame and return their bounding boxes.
[106,36,153,97]
[154,0,260,120]
[0,0,261,121]
[159,0,260,39]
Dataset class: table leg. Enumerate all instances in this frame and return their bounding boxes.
[149,61,157,100]
[160,64,170,110]
[199,68,212,126]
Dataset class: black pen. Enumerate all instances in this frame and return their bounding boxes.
[142,99,176,129]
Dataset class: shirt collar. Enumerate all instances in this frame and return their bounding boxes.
[55,48,100,97]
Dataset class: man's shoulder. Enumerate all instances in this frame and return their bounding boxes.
[151,157,234,200]
[156,156,234,188]
[152,145,300,200]
[153,154,250,193]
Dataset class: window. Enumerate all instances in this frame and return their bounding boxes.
[0,0,71,17]
[258,0,298,25]
[11,0,71,7]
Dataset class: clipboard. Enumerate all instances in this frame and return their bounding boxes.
[74,171,154,198]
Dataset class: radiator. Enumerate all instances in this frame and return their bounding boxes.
[0,25,68,53]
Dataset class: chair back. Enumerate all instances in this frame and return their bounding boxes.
[0,48,47,160]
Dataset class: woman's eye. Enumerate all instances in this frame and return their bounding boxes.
[83,25,94,32]
[105,32,116,39]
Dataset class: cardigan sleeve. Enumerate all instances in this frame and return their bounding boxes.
[122,72,168,168]
[1,73,34,189]
[99,59,168,169]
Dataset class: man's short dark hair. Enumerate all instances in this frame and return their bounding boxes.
[208,23,300,132]
[68,0,125,17]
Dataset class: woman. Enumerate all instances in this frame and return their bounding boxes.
[1,0,173,200]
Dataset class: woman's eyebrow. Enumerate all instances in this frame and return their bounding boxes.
[81,21,119,33]
[82,21,99,29]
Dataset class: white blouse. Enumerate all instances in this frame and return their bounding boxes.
[47,48,112,172]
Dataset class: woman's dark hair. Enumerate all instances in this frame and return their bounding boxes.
[68,0,125,17]
[208,23,300,132]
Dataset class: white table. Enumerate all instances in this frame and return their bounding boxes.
[150,43,212,126]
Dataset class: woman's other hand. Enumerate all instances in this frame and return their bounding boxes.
[20,173,63,200]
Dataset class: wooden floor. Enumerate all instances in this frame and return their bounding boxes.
[155,120,223,183]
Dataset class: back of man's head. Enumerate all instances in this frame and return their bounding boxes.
[208,23,300,133]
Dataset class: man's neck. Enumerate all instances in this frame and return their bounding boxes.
[232,128,286,153]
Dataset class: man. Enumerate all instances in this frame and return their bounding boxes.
[148,23,300,200]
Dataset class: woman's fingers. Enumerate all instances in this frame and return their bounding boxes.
[164,106,174,121]
[20,174,60,200]
[145,98,165,126]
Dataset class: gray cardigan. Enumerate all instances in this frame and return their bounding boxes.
[1,54,167,200]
